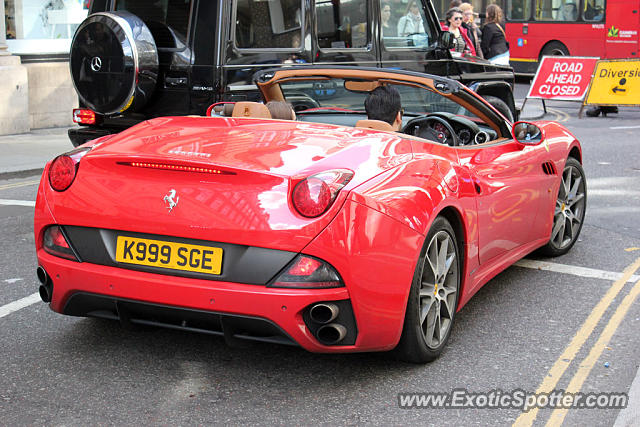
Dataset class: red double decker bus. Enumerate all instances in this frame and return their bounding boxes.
[505,0,639,74]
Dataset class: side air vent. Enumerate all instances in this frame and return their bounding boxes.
[542,162,557,175]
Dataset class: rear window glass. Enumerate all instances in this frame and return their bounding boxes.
[234,0,304,49]
[114,0,192,45]
[316,0,369,49]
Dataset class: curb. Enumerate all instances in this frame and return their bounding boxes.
[0,168,45,180]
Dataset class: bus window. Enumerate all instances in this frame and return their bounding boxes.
[535,0,578,22]
[506,0,531,20]
[583,0,605,21]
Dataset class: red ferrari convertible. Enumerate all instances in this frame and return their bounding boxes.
[34,67,586,362]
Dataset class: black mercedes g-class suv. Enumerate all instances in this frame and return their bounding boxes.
[68,0,517,146]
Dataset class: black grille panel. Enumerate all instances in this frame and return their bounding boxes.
[62,226,297,285]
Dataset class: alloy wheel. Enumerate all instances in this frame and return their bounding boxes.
[419,230,459,349]
[551,163,586,250]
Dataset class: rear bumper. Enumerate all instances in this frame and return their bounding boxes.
[37,250,367,352]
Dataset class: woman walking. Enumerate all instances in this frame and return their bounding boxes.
[481,4,509,64]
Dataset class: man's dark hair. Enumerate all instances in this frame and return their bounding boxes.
[364,85,401,125]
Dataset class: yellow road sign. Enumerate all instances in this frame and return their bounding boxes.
[584,59,640,106]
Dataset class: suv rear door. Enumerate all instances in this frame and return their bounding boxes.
[313,0,378,66]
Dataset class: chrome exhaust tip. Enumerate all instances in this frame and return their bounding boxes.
[309,303,340,324]
[317,323,347,345]
[37,266,52,303]
[37,266,48,285]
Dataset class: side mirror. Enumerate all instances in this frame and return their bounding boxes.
[438,31,454,50]
[512,121,545,145]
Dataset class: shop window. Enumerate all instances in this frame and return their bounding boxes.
[234,0,303,49]
[5,0,90,54]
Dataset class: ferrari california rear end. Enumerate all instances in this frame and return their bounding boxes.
[35,116,429,355]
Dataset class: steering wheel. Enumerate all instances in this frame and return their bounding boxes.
[405,115,459,146]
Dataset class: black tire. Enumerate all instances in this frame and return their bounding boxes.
[540,41,569,58]
[539,157,587,256]
[70,11,159,115]
[484,95,514,122]
[395,216,461,363]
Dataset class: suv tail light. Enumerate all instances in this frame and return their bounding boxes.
[73,109,97,125]
[269,255,343,288]
[292,169,353,218]
[48,147,91,191]
[43,226,78,261]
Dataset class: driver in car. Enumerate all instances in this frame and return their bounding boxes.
[364,85,403,131]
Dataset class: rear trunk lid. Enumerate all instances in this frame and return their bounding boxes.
[46,116,413,252]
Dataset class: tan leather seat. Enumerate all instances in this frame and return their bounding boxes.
[355,119,394,132]
[231,102,272,119]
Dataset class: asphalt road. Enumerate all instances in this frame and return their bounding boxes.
[1,85,639,426]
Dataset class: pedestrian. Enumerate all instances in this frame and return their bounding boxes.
[459,3,482,58]
[444,8,470,54]
[481,4,509,65]
[449,0,461,8]
[381,2,396,37]
[397,1,425,37]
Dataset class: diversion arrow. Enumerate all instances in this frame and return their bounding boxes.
[612,86,626,93]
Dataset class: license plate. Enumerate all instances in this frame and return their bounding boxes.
[115,236,223,275]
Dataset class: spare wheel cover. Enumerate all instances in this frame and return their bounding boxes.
[70,11,159,115]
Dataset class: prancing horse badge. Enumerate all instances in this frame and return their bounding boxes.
[163,189,179,212]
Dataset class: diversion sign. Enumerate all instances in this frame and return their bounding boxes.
[584,59,640,106]
[527,56,598,101]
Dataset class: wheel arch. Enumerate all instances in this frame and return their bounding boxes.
[539,40,569,60]
[568,145,582,163]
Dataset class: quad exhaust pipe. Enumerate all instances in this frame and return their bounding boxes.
[309,302,339,324]
[317,323,347,345]
[37,266,53,303]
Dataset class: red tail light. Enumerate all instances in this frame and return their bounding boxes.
[73,109,96,125]
[292,169,353,218]
[48,147,91,191]
[269,255,343,288]
[43,226,78,261]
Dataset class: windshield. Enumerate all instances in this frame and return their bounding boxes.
[280,79,475,117]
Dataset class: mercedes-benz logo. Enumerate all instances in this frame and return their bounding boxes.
[90,56,102,72]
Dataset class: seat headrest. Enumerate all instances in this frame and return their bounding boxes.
[355,119,395,132]
[231,102,272,119]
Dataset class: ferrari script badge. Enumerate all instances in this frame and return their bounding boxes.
[163,189,179,212]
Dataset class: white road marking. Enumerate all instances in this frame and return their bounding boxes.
[588,206,640,214]
[0,293,41,319]
[3,278,23,284]
[515,259,640,283]
[589,189,640,197]
[0,261,637,320]
[0,199,35,207]
[610,125,640,130]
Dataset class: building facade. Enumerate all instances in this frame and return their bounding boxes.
[1,0,87,135]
